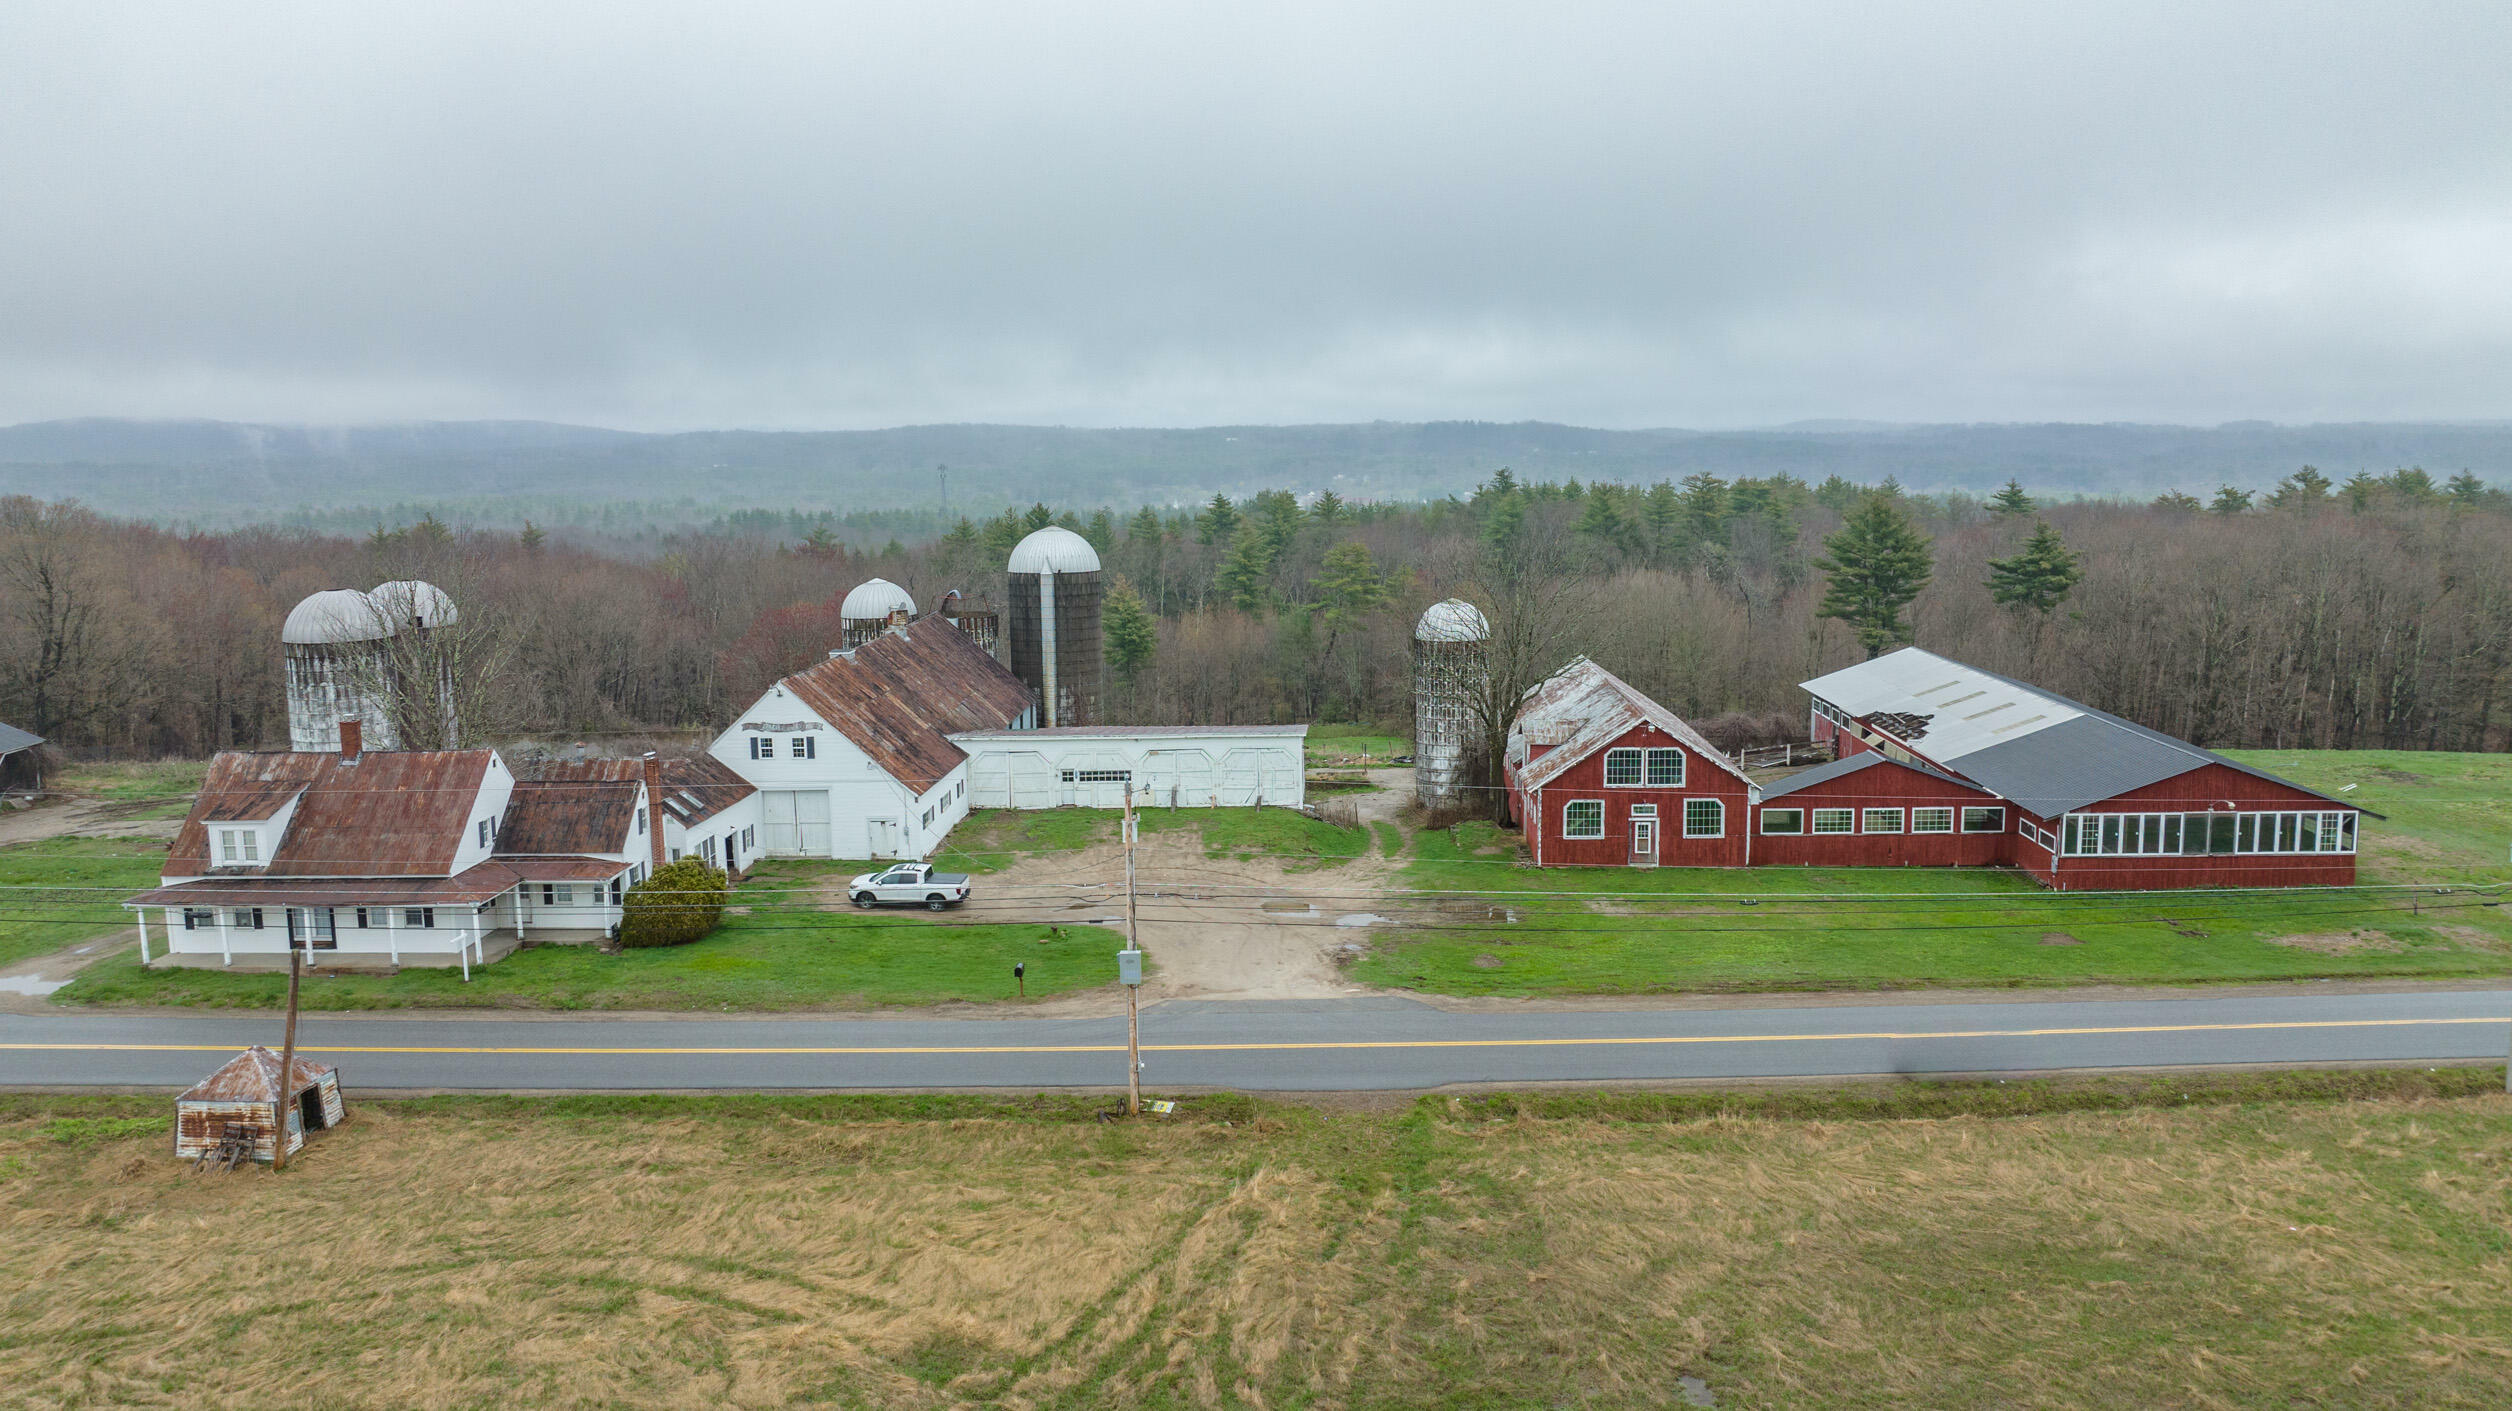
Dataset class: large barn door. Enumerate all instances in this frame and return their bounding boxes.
[762,791,799,854]
[795,792,832,855]
[1216,750,1263,806]
[1141,750,1215,807]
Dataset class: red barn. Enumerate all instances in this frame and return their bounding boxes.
[1750,753,2010,867]
[1505,657,1756,867]
[1800,648,2365,890]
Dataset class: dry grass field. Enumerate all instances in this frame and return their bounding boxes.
[5,1079,2512,1409]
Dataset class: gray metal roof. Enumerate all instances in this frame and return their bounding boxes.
[0,722,41,755]
[1757,750,1980,802]
[1910,659,2360,818]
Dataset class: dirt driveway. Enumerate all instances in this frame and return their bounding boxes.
[824,770,1419,1002]
[0,799,182,848]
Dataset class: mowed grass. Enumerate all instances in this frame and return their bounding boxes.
[2221,747,2512,886]
[1137,805,1370,871]
[54,859,1117,1011]
[1304,722,1409,766]
[6,1075,2512,1409]
[1357,817,2512,996]
[48,757,208,818]
[0,836,167,968]
[933,807,1114,875]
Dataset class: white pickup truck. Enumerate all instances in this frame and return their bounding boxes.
[846,862,973,911]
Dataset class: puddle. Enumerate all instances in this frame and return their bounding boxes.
[0,976,69,996]
[1335,913,1392,927]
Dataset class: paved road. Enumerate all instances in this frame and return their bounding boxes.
[4,989,2509,1091]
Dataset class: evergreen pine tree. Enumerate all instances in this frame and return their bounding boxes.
[1248,489,1304,557]
[2268,465,2331,510]
[1215,523,1275,610]
[2385,467,2439,502]
[2209,485,2253,515]
[518,521,546,555]
[2340,471,2382,511]
[1196,493,1240,545]
[1989,479,2034,515]
[1813,494,1934,658]
[1575,485,1625,543]
[1104,576,1158,680]
[1679,472,1730,543]
[2150,489,2202,513]
[1126,506,1164,541]
[1310,489,1347,523]
[1313,540,1390,619]
[983,509,1025,557]
[1812,475,1864,513]
[1082,509,1116,550]
[1023,502,1055,533]
[1984,521,2082,615]
[2446,471,2490,506]
[942,516,980,548]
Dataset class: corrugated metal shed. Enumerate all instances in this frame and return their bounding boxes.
[778,619,1034,790]
[175,1046,344,1163]
[167,750,496,878]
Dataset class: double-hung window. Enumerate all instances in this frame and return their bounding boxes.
[1811,808,1854,834]
[1562,800,1605,839]
[1683,799,1724,837]
[1862,808,1904,834]
[790,735,816,760]
[749,736,772,760]
[1911,807,1955,834]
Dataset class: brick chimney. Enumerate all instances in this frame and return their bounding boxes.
[642,752,668,872]
[338,718,363,761]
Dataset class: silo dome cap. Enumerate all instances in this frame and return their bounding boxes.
[367,580,459,631]
[840,577,917,620]
[282,589,388,645]
[1415,598,1489,642]
[1007,525,1101,574]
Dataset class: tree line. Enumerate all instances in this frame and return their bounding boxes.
[2,462,2506,762]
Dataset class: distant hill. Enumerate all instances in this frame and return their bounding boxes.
[4,416,2509,531]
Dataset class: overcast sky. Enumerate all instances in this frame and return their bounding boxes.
[3,3,2509,430]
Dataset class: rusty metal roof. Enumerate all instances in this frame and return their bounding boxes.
[499,857,631,882]
[132,861,524,908]
[660,754,755,829]
[177,1046,334,1103]
[776,620,1034,790]
[1510,657,1757,794]
[500,759,641,855]
[168,749,496,878]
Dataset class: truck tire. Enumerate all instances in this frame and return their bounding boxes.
[925,894,948,911]
[853,891,876,908]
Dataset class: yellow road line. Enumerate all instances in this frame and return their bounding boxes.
[0,1015,2504,1058]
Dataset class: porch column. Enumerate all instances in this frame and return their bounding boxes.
[384,905,399,964]
[515,887,528,939]
[218,909,232,966]
[132,909,149,964]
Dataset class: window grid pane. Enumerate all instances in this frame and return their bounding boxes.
[1862,808,1903,834]
[1603,750,1641,786]
[1646,749,1684,786]
[1683,799,1723,837]
[1812,809,1854,834]
[1563,801,1604,839]
[1911,808,1954,834]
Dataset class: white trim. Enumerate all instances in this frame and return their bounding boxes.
[1810,808,1854,834]
[1861,807,1904,834]
[1961,806,2007,834]
[1759,807,1805,835]
[1561,798,1606,840]
[1911,807,1955,834]
[1682,798,1724,838]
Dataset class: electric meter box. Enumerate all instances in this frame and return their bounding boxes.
[1116,948,1144,987]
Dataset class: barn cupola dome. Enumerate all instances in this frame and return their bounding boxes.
[281,589,388,645]
[1007,525,1101,574]
[1414,598,1489,642]
[839,577,917,621]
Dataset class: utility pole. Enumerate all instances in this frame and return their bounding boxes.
[273,921,303,1171]
[1120,786,1143,1116]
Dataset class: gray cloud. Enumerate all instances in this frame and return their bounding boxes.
[3,1,2508,428]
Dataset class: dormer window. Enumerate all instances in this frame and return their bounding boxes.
[217,828,260,864]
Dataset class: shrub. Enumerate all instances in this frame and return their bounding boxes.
[619,857,728,948]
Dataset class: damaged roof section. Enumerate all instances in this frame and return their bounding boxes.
[776,620,1034,790]
[1511,657,1756,793]
[168,750,496,878]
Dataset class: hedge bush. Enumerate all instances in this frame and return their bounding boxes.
[619,857,728,948]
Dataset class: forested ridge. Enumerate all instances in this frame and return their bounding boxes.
[3,464,2507,760]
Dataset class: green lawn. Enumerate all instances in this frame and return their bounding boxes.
[1356,815,2512,997]
[932,808,1113,875]
[1303,723,1409,766]
[0,836,167,968]
[54,859,1121,1011]
[1137,805,1370,871]
[2221,748,2512,885]
[48,758,207,819]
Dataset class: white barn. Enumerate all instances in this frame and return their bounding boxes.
[713,618,1308,860]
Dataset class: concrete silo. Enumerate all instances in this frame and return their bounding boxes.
[1005,526,1103,727]
[839,578,917,648]
[1411,598,1489,806]
[281,580,460,751]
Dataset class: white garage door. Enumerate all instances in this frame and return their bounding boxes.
[1002,752,1057,809]
[1060,750,1134,808]
[761,790,831,856]
[1259,748,1302,805]
[1140,749,1216,807]
[1217,749,1265,806]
